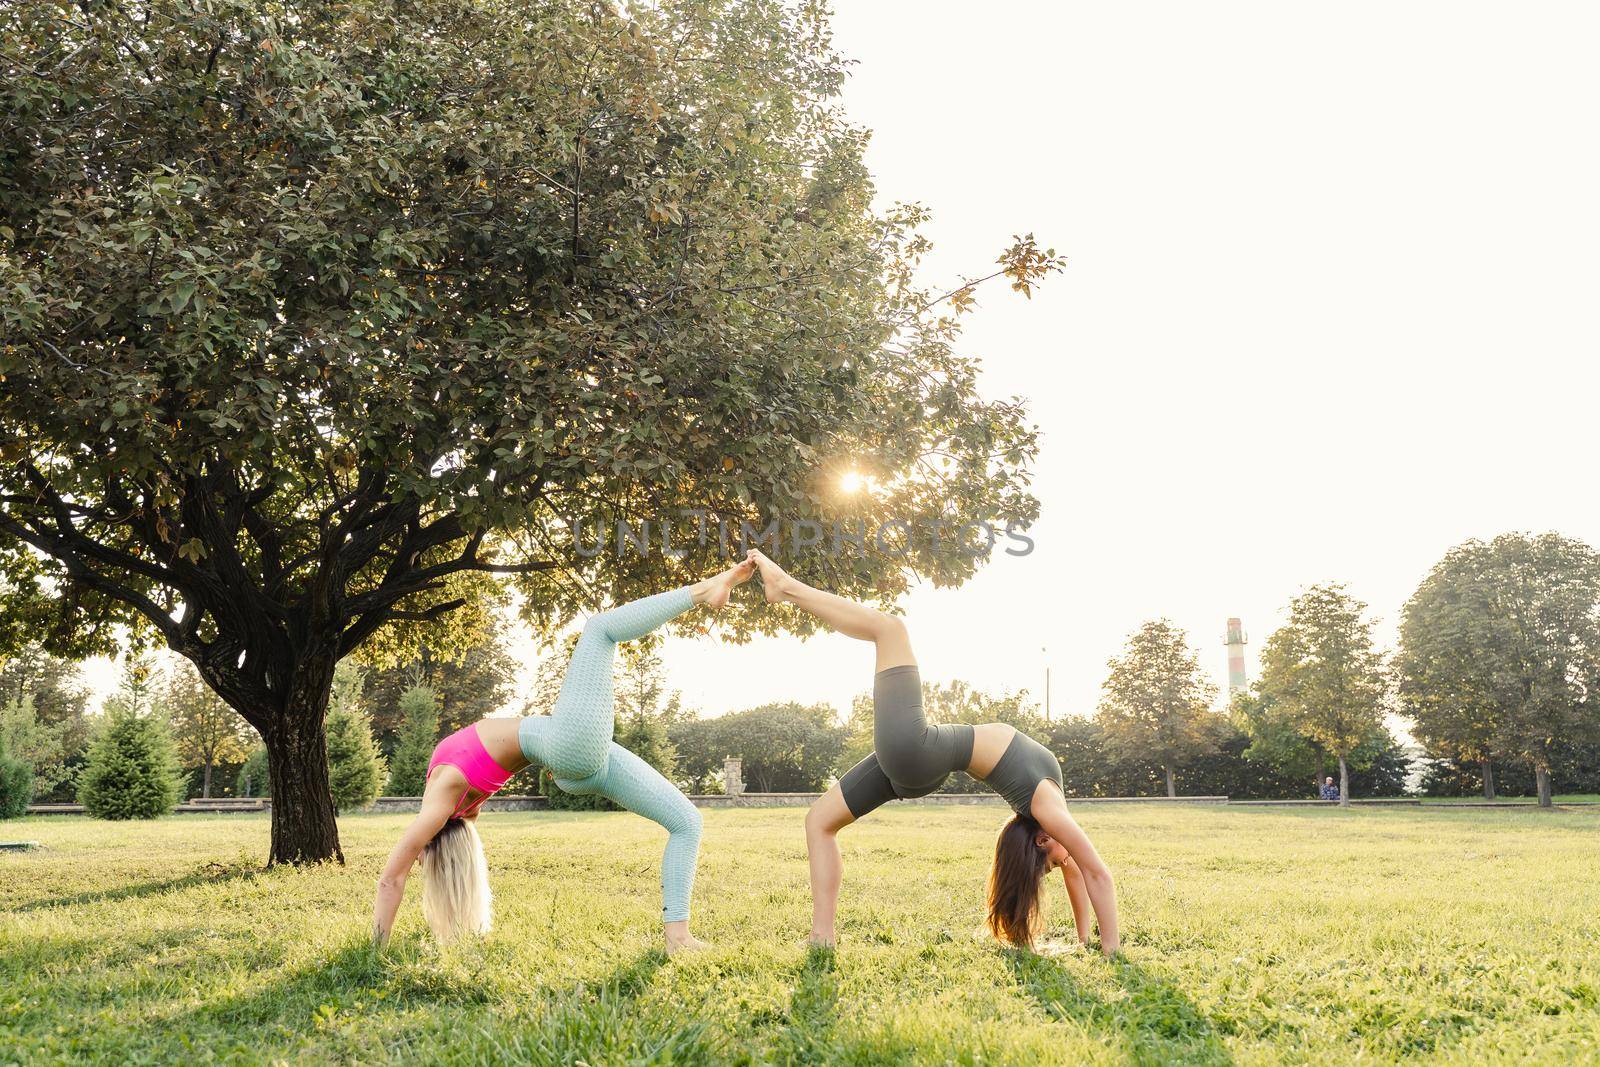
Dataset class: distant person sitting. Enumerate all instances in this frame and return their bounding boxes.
[1319,776,1340,802]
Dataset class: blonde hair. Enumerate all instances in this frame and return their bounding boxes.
[420,818,493,944]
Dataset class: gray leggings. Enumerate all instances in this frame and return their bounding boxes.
[838,666,975,819]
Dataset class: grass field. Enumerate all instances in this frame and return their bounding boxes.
[3,805,1598,1066]
[1418,794,1599,805]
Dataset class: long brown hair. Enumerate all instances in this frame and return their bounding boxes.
[987,813,1050,947]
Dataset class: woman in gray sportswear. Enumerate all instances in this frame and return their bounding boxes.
[745,549,1121,954]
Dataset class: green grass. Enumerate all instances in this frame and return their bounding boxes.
[3,805,1598,1065]
[1417,794,1599,805]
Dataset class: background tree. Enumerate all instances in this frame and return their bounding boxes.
[1405,534,1600,806]
[1230,690,1325,789]
[1037,716,1130,798]
[324,663,384,815]
[238,743,269,799]
[1096,620,1221,797]
[0,0,1055,864]
[1344,733,1415,797]
[164,663,250,798]
[0,642,90,734]
[384,685,439,797]
[0,728,33,818]
[1176,725,1322,801]
[0,644,93,801]
[1395,541,1508,799]
[1420,733,1600,798]
[709,703,844,793]
[78,664,183,819]
[1,697,71,801]
[1258,585,1388,807]
[669,716,725,795]
[1479,533,1600,807]
[361,621,516,754]
[1231,688,1412,797]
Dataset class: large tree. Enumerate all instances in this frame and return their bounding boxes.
[1398,534,1600,807]
[0,0,1053,862]
[1258,584,1387,807]
[1395,541,1507,799]
[1096,620,1220,798]
[77,660,183,819]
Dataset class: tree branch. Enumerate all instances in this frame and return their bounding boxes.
[0,513,182,645]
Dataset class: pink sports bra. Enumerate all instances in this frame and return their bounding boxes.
[427,723,517,819]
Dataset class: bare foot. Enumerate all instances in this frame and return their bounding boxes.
[694,559,755,610]
[746,549,793,604]
[666,934,712,956]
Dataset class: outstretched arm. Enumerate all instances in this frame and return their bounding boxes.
[1058,855,1094,947]
[1032,785,1120,956]
[371,782,456,947]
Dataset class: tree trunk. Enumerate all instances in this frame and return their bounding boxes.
[263,652,344,865]
[1481,759,1496,801]
[1338,755,1350,809]
[1535,763,1552,808]
[1164,765,1176,798]
[202,760,213,799]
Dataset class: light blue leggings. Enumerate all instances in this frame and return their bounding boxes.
[517,587,703,923]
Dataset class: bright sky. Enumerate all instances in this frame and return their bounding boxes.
[81,2,1600,722]
[657,0,1600,720]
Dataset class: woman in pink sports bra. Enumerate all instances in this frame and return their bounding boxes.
[371,559,753,955]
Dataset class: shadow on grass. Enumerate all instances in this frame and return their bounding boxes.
[582,945,669,1000]
[183,938,725,1064]
[507,948,726,1064]
[1006,950,1235,1066]
[13,861,262,913]
[771,945,841,1061]
[183,939,437,1031]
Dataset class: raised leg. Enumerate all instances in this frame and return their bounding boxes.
[544,563,751,779]
[545,588,694,778]
[747,549,915,672]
